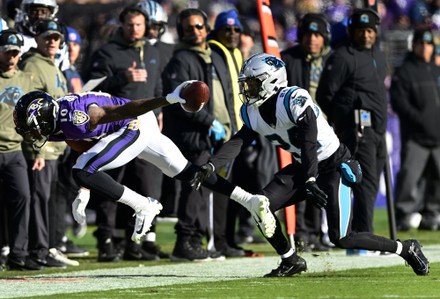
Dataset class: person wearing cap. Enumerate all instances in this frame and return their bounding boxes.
[86,4,165,262]
[390,27,440,232]
[0,29,41,270]
[316,9,388,255]
[14,0,70,71]
[206,9,246,258]
[162,8,234,262]
[51,26,90,259]
[281,13,333,252]
[63,26,83,94]
[18,19,73,267]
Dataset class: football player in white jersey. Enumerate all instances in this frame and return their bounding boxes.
[192,53,429,277]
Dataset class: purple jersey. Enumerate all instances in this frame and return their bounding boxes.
[49,92,134,142]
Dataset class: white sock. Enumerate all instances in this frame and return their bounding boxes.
[281,248,294,259]
[395,241,403,255]
[117,186,148,211]
[145,232,156,242]
[230,186,253,209]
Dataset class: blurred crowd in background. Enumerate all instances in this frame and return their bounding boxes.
[0,0,439,271]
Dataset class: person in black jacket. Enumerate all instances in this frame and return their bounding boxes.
[281,13,333,252]
[86,4,164,262]
[316,9,388,255]
[390,27,440,231]
[162,8,236,261]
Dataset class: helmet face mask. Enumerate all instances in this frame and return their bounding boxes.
[13,91,59,149]
[238,53,287,107]
[137,0,167,37]
[15,0,59,35]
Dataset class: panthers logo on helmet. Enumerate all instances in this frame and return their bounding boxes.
[263,56,285,69]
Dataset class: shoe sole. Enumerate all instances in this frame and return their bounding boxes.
[407,240,430,275]
[251,197,276,238]
[264,260,308,277]
[132,201,163,243]
[170,255,211,262]
[64,252,90,258]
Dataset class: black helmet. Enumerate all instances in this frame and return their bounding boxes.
[13,90,59,148]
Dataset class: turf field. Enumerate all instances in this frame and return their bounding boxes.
[1,209,438,298]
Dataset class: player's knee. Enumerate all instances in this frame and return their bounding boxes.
[174,162,197,182]
[72,168,91,187]
[334,232,357,249]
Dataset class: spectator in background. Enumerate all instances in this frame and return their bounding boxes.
[207,9,245,257]
[316,9,388,255]
[238,17,257,60]
[281,13,333,252]
[86,4,165,262]
[390,27,440,231]
[18,19,73,267]
[63,26,83,94]
[0,29,40,271]
[237,19,276,248]
[162,8,234,262]
[138,0,174,73]
[136,1,176,258]
[51,25,89,258]
[14,0,70,71]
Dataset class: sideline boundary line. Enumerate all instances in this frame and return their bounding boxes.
[1,245,439,298]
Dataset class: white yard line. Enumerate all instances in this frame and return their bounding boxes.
[1,245,438,298]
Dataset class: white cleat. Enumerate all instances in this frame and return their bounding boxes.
[247,195,276,238]
[131,198,163,244]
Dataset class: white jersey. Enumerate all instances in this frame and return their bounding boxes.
[240,86,340,163]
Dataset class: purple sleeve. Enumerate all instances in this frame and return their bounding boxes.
[55,93,132,140]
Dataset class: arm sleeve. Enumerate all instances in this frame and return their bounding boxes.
[209,125,259,169]
[297,106,319,181]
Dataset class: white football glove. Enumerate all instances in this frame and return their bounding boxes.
[165,80,197,104]
[72,188,90,225]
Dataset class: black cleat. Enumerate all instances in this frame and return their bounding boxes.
[98,238,120,263]
[7,257,44,271]
[170,238,210,262]
[142,241,170,259]
[264,256,307,277]
[402,239,429,276]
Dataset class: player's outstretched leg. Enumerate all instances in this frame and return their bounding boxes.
[264,255,307,277]
[248,195,276,238]
[117,186,163,243]
[131,197,163,244]
[230,187,276,238]
[401,239,429,275]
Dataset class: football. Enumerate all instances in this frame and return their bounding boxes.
[180,81,210,113]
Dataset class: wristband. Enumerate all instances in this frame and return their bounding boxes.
[305,177,316,184]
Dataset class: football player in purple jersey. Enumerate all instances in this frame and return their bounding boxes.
[13,82,276,245]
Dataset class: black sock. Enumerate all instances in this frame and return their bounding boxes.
[399,240,410,260]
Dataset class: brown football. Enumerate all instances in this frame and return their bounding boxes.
[180,81,210,113]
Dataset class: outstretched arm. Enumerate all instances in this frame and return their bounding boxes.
[89,96,170,127]
[87,81,190,129]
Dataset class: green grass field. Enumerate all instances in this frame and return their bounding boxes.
[1,208,438,299]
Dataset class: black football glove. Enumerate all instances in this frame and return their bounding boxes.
[305,181,328,209]
[190,162,215,190]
